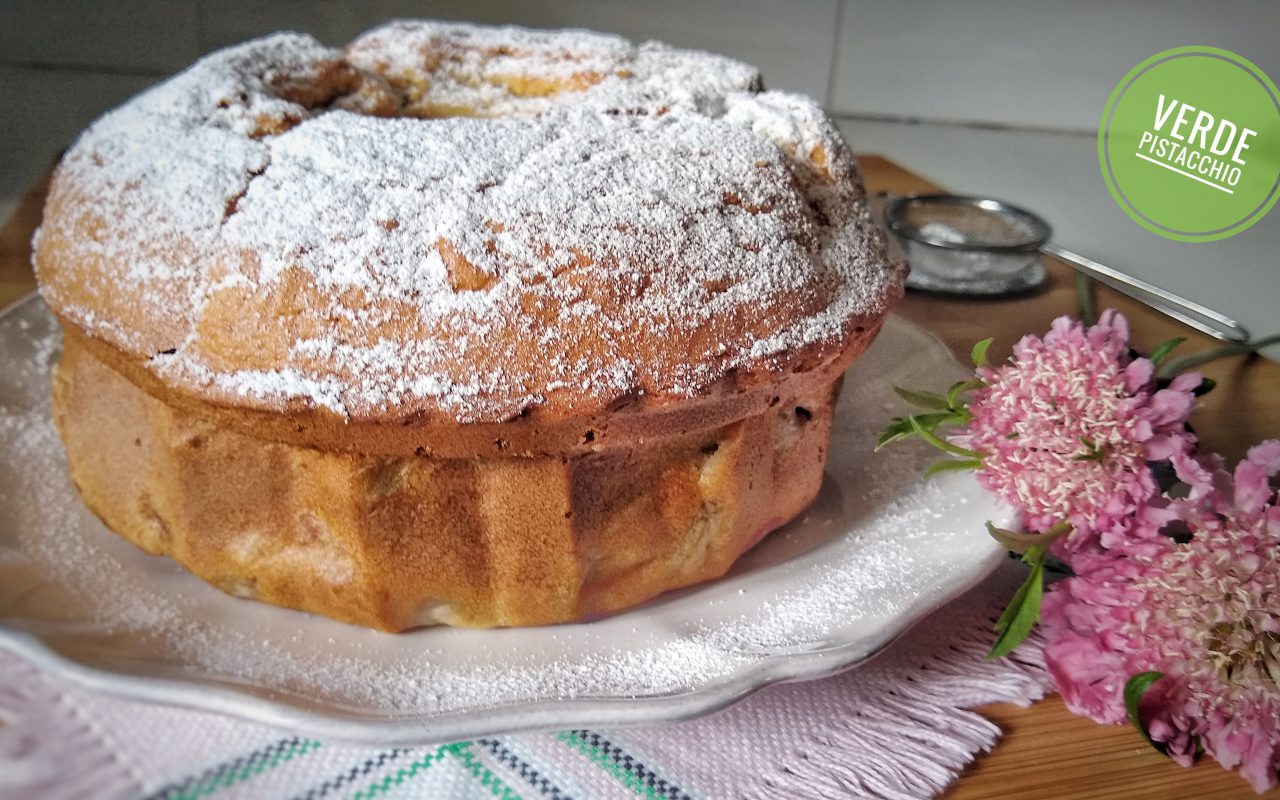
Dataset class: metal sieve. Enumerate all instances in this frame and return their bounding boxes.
[882,193,1249,342]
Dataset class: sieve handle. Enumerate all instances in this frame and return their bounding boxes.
[1041,243,1251,343]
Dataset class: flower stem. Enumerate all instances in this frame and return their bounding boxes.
[907,415,983,459]
[1157,333,1280,377]
[1075,274,1097,326]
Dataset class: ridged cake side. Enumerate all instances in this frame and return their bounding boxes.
[53,331,841,630]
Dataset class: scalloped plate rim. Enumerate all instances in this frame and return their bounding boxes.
[0,293,1008,745]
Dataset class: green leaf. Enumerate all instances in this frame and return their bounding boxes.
[912,410,966,428]
[988,523,1041,553]
[907,415,983,459]
[970,338,994,368]
[893,385,950,410]
[1192,377,1216,397]
[923,458,982,477]
[1124,672,1167,754]
[1148,337,1185,365]
[876,410,970,452]
[875,417,915,451]
[986,520,1071,554]
[946,379,983,411]
[1072,437,1106,462]
[988,544,1046,659]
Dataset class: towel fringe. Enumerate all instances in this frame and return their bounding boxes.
[751,587,1050,800]
[0,651,139,800]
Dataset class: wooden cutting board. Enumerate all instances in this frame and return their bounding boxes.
[2,157,1276,799]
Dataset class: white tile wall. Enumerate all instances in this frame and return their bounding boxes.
[831,0,1280,132]
[0,0,200,73]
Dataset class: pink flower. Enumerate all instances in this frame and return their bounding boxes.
[956,310,1200,546]
[1042,442,1280,792]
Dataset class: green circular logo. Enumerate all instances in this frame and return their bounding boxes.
[1099,46,1280,242]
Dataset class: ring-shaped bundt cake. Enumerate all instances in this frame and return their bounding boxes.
[36,20,905,630]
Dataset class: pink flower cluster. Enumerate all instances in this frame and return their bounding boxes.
[1042,444,1280,792]
[958,310,1199,547]
[957,309,1279,791]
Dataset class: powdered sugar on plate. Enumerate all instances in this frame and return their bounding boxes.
[0,297,1005,740]
[34,22,904,423]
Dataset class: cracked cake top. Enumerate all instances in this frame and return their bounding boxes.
[34,20,904,424]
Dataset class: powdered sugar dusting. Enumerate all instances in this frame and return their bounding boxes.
[35,21,903,423]
[346,19,761,118]
[0,300,1003,724]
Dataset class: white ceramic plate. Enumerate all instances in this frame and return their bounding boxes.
[0,295,1008,745]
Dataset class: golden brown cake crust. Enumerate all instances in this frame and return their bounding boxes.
[34,21,905,427]
[53,330,849,630]
[59,313,879,459]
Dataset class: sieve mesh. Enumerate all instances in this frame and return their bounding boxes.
[882,193,1051,295]
[888,196,1050,250]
